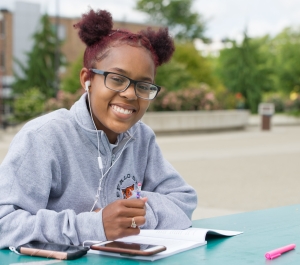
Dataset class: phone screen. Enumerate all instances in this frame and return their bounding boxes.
[104,241,158,251]
[24,241,87,253]
[92,241,167,256]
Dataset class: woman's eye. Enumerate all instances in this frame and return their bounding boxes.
[111,77,125,83]
[138,84,150,90]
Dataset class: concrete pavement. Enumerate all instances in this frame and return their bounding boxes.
[156,126,300,220]
[1,124,300,220]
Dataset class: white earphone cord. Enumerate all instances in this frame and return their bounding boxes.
[87,92,101,158]
[86,89,140,212]
[89,130,138,212]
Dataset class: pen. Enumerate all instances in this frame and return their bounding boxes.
[136,183,142,199]
[265,244,296,260]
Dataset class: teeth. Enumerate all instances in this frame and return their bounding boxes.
[112,105,133,115]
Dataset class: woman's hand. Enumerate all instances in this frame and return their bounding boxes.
[102,197,147,240]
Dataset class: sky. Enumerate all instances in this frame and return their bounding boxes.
[1,0,300,41]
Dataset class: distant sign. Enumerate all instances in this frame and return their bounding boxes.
[258,103,275,116]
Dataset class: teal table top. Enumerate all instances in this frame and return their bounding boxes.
[1,204,299,264]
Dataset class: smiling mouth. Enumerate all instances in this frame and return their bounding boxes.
[111,105,134,115]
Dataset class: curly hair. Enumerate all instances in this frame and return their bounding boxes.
[74,9,175,73]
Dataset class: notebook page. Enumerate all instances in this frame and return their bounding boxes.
[89,237,206,261]
[138,228,205,242]
[136,227,242,242]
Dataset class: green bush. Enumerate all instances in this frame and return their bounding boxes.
[13,87,46,122]
[214,85,245,110]
[284,94,300,116]
[264,94,287,113]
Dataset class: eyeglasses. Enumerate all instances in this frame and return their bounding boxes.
[89,69,161,100]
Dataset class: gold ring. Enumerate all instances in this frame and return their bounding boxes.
[131,217,137,228]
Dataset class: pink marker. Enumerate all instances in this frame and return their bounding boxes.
[136,183,142,199]
[265,244,296,260]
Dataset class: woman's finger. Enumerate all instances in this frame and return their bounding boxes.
[127,216,146,229]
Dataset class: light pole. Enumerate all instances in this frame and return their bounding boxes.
[54,0,60,97]
[0,11,4,128]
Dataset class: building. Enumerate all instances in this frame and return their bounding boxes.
[0,9,13,126]
[0,1,158,127]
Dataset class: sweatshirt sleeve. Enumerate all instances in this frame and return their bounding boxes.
[140,136,198,230]
[0,129,106,249]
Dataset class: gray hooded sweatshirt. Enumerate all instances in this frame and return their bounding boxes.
[0,93,197,249]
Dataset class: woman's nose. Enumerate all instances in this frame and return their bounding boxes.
[119,83,137,100]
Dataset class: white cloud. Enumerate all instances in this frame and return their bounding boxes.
[247,19,290,37]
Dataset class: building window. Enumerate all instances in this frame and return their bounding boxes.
[51,24,66,41]
[58,24,66,40]
[0,51,5,70]
[0,18,5,37]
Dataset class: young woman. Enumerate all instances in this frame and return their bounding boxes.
[0,9,197,248]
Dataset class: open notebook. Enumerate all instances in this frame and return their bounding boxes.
[88,227,243,261]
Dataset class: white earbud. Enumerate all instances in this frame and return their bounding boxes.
[85,80,91,92]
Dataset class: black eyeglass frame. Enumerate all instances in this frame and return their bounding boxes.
[89,68,161,100]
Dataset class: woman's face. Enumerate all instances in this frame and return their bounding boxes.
[80,45,155,143]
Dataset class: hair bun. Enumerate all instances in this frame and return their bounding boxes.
[74,9,113,46]
[139,27,175,66]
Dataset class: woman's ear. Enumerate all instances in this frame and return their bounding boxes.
[80,68,90,91]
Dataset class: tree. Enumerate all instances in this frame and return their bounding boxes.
[135,0,206,40]
[272,27,300,94]
[61,55,83,94]
[173,42,217,86]
[217,32,274,113]
[13,14,62,98]
[154,59,193,91]
[154,42,217,91]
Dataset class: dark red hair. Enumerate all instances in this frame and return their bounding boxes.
[74,9,175,73]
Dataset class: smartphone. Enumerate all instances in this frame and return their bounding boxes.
[91,241,166,256]
[16,241,89,260]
